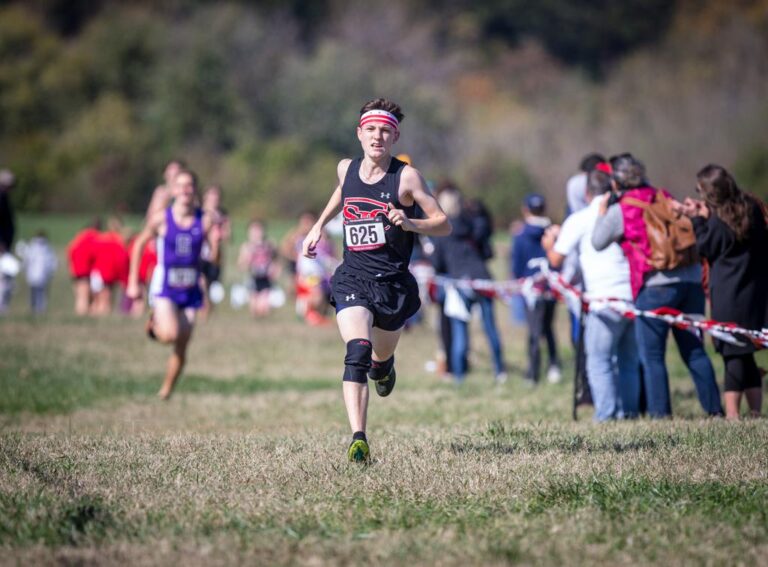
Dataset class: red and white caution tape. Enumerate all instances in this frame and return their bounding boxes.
[422,261,768,349]
[534,260,768,349]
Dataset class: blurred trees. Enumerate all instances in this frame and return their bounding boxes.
[468,0,677,76]
[0,0,766,224]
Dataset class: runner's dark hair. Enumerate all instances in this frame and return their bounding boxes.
[360,98,404,123]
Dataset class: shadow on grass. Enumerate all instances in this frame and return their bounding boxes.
[527,475,768,522]
[448,421,681,456]
[1,439,119,546]
[0,492,118,547]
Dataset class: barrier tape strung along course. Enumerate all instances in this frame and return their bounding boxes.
[422,264,768,350]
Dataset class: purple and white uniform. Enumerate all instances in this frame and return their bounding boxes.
[150,207,204,309]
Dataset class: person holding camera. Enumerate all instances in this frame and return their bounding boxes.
[592,154,722,418]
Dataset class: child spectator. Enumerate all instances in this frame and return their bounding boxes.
[21,230,58,314]
[238,220,278,317]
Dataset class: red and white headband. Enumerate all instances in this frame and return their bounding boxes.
[359,109,399,130]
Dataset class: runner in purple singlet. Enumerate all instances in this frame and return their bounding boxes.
[127,168,220,400]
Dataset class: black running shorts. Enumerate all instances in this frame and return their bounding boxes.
[330,266,421,331]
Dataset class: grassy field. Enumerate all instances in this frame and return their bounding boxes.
[1,214,767,566]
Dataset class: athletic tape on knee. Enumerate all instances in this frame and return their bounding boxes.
[343,339,372,383]
[369,355,394,381]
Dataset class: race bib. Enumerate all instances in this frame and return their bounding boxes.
[167,267,197,288]
[345,220,386,251]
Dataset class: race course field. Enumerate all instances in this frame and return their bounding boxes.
[1,216,767,566]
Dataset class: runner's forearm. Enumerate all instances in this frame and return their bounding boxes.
[316,187,343,228]
[128,232,150,288]
[129,229,155,289]
[408,215,451,237]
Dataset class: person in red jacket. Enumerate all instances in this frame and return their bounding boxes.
[91,217,130,315]
[67,218,102,315]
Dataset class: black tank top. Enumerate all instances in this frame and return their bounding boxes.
[340,157,415,279]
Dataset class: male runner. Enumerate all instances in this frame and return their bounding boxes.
[303,98,451,462]
[127,168,219,400]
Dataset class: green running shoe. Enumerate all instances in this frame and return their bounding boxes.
[372,367,396,397]
[347,438,370,463]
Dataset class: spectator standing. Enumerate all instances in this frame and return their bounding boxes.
[680,165,768,419]
[563,153,607,347]
[199,185,231,319]
[67,219,101,315]
[511,194,561,385]
[429,181,462,377]
[295,227,336,326]
[507,220,527,327]
[0,169,17,313]
[91,216,130,316]
[238,220,279,317]
[21,230,58,314]
[431,187,506,384]
[566,153,607,216]
[592,153,723,418]
[280,212,317,276]
[544,170,640,421]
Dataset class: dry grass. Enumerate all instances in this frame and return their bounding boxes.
[2,231,768,565]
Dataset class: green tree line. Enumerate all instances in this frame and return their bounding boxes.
[1,0,767,223]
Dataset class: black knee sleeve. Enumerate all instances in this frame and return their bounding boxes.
[343,339,372,384]
[724,353,761,392]
[369,355,394,381]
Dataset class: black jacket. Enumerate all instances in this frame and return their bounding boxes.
[693,201,768,354]
[0,191,14,252]
[431,212,492,280]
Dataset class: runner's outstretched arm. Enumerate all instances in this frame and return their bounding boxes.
[303,159,349,258]
[127,213,162,299]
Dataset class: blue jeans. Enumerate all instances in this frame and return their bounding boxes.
[585,309,640,421]
[524,298,559,382]
[509,294,527,327]
[30,285,48,314]
[635,282,723,418]
[450,291,505,380]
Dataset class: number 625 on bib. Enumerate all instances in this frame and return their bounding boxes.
[345,220,386,251]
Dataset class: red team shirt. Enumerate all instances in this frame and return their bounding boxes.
[93,231,130,286]
[128,237,158,285]
[67,228,100,279]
